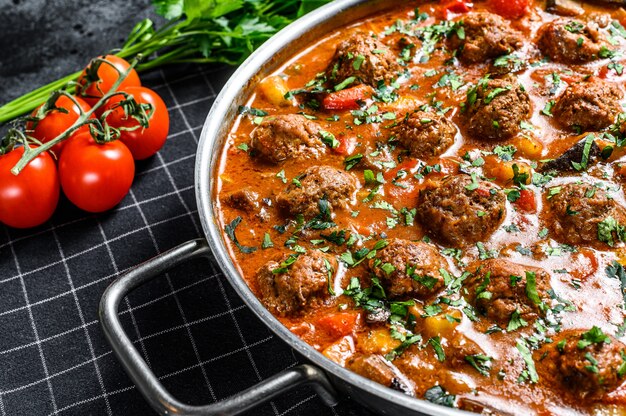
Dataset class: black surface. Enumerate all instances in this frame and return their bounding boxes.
[0,1,374,416]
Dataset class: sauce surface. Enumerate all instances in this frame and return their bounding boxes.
[215,1,626,414]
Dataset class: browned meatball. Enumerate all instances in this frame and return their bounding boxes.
[545,182,626,246]
[368,239,447,299]
[391,111,457,159]
[464,77,531,141]
[223,188,260,212]
[417,175,507,247]
[537,329,626,400]
[538,19,608,64]
[250,115,326,163]
[466,259,550,325]
[276,165,357,219]
[346,354,414,396]
[326,33,401,87]
[449,12,523,63]
[256,250,336,316]
[553,78,623,132]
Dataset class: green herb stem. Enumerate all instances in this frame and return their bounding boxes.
[0,0,332,124]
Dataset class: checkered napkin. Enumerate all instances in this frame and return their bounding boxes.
[0,65,371,416]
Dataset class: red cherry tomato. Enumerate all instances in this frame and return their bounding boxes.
[0,147,60,228]
[26,95,91,157]
[515,189,537,212]
[102,86,169,160]
[488,0,530,19]
[59,133,135,213]
[76,55,141,108]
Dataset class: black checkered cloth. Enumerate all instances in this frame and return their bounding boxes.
[0,65,374,416]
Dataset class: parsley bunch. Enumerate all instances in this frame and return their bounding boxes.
[0,0,331,124]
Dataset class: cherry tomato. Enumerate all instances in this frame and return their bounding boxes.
[59,133,135,213]
[76,55,141,107]
[26,95,91,157]
[102,86,169,160]
[488,0,530,19]
[0,147,60,228]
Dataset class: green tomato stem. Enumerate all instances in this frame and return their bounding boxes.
[10,60,139,175]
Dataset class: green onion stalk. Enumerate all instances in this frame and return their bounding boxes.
[0,0,332,124]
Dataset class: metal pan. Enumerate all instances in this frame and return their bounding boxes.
[98,1,506,415]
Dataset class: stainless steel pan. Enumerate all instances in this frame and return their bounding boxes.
[98,0,576,414]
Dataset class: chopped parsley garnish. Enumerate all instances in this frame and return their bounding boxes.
[465,354,492,376]
[225,216,257,254]
[516,339,539,383]
[276,170,287,183]
[465,172,480,191]
[507,310,528,332]
[424,386,456,408]
[237,105,268,117]
[525,271,544,310]
[541,100,555,117]
[428,337,446,362]
[272,253,299,274]
[493,144,516,161]
[344,153,363,170]
[334,76,356,91]
[598,216,626,247]
[571,134,595,171]
[261,232,273,249]
[606,261,626,306]
[319,130,340,149]
[578,326,611,349]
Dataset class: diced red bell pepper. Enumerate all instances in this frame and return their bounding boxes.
[322,85,372,111]
[383,159,419,181]
[515,189,536,213]
[334,136,356,156]
[315,312,359,339]
[475,187,491,198]
[488,0,529,19]
[438,0,472,19]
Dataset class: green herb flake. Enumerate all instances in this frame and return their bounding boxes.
[224,216,257,254]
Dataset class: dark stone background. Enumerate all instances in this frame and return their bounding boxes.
[0,0,160,102]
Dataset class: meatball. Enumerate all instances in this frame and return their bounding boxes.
[449,12,523,63]
[545,182,626,246]
[391,111,457,159]
[346,354,414,396]
[250,114,326,163]
[466,259,551,325]
[464,77,531,141]
[538,19,608,64]
[256,250,336,316]
[553,78,623,132]
[417,175,507,247]
[276,165,357,218]
[326,33,401,87]
[368,239,447,299]
[224,188,260,212]
[537,329,626,399]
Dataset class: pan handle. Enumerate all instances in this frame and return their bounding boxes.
[99,238,338,415]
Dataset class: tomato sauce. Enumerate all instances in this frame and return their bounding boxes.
[215,1,626,414]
